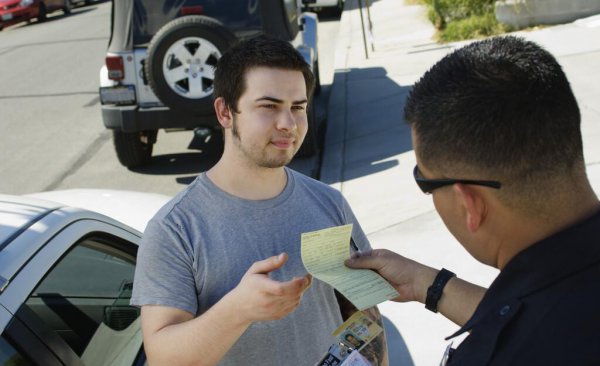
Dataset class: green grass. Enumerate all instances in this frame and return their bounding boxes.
[414,0,512,41]
[440,12,511,41]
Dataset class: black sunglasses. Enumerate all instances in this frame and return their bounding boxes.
[413,165,502,194]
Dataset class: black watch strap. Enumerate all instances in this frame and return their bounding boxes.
[425,268,456,313]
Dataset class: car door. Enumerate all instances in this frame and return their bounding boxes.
[1,305,63,365]
[1,218,146,366]
[44,0,64,13]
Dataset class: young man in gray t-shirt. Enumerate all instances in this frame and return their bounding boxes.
[131,37,388,366]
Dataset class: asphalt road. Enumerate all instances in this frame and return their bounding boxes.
[0,2,341,196]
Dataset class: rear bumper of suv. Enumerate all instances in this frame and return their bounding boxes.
[101,105,219,132]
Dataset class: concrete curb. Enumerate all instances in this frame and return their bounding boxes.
[320,71,346,190]
[320,0,359,189]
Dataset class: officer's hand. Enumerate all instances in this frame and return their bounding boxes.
[345,249,435,303]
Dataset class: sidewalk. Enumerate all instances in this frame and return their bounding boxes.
[321,1,600,364]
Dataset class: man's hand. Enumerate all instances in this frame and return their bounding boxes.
[229,253,312,323]
[142,253,312,366]
[344,249,436,304]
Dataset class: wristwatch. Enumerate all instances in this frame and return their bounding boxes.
[425,268,456,313]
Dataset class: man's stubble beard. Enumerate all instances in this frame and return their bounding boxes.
[231,114,296,169]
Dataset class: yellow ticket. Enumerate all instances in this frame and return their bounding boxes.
[301,224,399,310]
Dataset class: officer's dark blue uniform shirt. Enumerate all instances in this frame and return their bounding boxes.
[446,209,600,365]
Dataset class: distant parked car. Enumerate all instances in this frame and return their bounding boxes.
[0,189,169,365]
[303,0,344,15]
[0,0,71,31]
[69,0,100,7]
[99,0,320,168]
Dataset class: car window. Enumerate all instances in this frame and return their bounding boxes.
[22,237,142,366]
[0,335,33,366]
[132,0,262,45]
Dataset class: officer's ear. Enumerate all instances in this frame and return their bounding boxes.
[453,183,486,233]
[214,97,233,129]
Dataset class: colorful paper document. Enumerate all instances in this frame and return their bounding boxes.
[301,224,399,310]
[332,310,383,351]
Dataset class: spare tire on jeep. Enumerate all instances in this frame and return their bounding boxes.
[146,16,237,114]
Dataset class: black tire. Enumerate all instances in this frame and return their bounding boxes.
[146,16,237,114]
[37,4,47,22]
[63,0,72,14]
[313,60,322,96]
[113,130,157,168]
[334,1,344,17]
[296,96,318,158]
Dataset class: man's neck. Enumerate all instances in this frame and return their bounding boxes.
[494,192,600,270]
[206,159,288,201]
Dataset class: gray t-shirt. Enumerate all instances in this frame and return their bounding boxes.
[131,168,371,366]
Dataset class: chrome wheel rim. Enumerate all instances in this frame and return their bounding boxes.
[162,37,221,99]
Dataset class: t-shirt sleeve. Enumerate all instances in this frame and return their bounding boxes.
[341,196,372,252]
[130,216,198,315]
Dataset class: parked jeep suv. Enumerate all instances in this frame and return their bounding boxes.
[99,0,319,168]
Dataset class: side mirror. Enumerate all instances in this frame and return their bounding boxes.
[103,305,140,330]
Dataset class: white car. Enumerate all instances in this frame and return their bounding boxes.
[99,0,320,168]
[0,190,169,365]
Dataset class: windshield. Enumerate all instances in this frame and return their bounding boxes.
[133,0,262,45]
